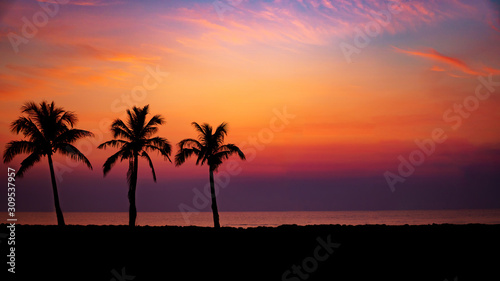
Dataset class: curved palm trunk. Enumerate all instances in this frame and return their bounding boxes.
[209,167,221,228]
[47,154,65,226]
[128,154,139,227]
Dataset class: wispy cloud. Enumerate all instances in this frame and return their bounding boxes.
[155,0,485,52]
[484,66,500,74]
[392,46,485,76]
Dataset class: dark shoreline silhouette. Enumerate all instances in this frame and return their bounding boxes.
[2,223,499,280]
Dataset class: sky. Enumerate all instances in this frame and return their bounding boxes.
[0,0,500,214]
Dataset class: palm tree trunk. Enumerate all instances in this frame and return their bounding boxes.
[209,167,220,228]
[47,153,65,226]
[128,154,139,227]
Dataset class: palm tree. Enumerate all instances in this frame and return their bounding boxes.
[175,122,245,228]
[98,105,172,227]
[3,101,94,226]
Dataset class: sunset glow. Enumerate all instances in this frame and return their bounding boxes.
[1,0,500,212]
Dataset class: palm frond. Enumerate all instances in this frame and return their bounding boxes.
[3,140,37,163]
[56,110,77,128]
[213,122,228,146]
[119,143,134,161]
[20,101,42,122]
[97,139,129,150]
[7,101,93,178]
[196,146,208,166]
[191,122,204,134]
[55,143,93,170]
[177,138,202,149]
[37,101,70,140]
[176,137,204,166]
[218,143,246,160]
[103,148,128,176]
[209,143,245,171]
[145,114,164,127]
[141,151,156,182]
[175,147,200,166]
[145,136,169,148]
[141,126,158,139]
[125,107,138,137]
[191,122,212,145]
[17,152,42,178]
[101,105,171,184]
[212,151,232,162]
[55,129,94,145]
[144,137,172,162]
[10,117,44,141]
[202,123,213,145]
[145,143,171,155]
[132,106,148,137]
[179,122,245,173]
[141,114,164,138]
[111,119,133,140]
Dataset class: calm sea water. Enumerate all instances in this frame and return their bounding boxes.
[3,209,500,228]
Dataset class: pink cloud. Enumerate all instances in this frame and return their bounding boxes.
[393,46,485,76]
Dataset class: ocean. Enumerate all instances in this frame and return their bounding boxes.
[3,209,500,228]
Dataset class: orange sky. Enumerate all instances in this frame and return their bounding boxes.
[1,0,500,211]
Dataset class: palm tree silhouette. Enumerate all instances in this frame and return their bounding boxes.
[98,105,172,227]
[175,122,245,228]
[3,101,94,226]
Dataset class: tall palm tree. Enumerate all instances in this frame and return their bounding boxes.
[98,105,172,227]
[175,122,245,228]
[3,101,94,226]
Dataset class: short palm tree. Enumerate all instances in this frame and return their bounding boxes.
[98,105,172,227]
[3,101,94,226]
[175,122,245,228]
